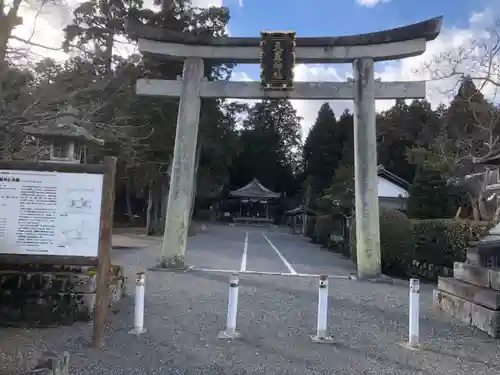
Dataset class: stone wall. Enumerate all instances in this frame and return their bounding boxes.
[434,252,500,338]
[22,351,70,375]
[0,263,125,327]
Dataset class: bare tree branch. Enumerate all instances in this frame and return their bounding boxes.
[9,35,63,52]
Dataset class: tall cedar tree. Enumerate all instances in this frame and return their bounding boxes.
[229,99,302,196]
[303,102,341,196]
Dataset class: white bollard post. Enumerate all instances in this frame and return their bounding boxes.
[218,273,241,339]
[129,271,147,335]
[310,275,333,343]
[408,278,420,348]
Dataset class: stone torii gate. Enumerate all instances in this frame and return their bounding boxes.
[128,16,442,280]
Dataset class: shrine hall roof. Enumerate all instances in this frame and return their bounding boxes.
[285,205,317,216]
[229,179,280,199]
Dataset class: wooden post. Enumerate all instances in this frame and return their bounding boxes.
[352,58,381,279]
[92,156,117,348]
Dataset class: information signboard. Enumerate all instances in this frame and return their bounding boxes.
[260,31,296,90]
[0,169,103,257]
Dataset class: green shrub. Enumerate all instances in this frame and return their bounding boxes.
[312,215,333,246]
[412,219,493,268]
[349,208,413,275]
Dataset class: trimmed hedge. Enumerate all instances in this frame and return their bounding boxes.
[310,208,493,280]
[412,219,493,268]
[350,208,414,276]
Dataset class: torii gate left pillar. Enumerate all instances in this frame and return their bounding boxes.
[158,57,204,269]
[129,16,442,279]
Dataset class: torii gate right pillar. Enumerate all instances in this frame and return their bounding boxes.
[353,58,380,279]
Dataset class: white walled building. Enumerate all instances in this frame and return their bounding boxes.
[376,165,409,211]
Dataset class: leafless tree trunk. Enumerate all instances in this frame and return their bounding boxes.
[146,180,154,234]
[0,0,23,72]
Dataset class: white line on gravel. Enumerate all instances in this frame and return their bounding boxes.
[191,268,353,278]
[261,231,297,275]
[240,231,248,272]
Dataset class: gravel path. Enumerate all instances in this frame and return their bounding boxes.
[2,224,500,374]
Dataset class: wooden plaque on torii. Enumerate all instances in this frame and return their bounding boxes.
[260,31,296,90]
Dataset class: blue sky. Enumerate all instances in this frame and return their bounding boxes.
[222,0,494,82]
[225,0,489,33]
[204,0,500,134]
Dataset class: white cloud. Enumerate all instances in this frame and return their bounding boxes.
[227,71,258,108]
[9,0,80,62]
[281,7,500,135]
[231,71,251,81]
[10,0,227,63]
[356,0,391,7]
[180,0,245,7]
[190,0,222,7]
[291,64,352,138]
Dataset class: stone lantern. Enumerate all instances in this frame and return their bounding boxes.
[23,105,105,164]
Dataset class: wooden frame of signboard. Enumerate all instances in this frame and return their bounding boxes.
[0,156,116,348]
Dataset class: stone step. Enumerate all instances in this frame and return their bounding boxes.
[454,262,500,292]
[489,268,500,292]
[434,289,500,338]
[437,277,500,310]
[454,262,490,288]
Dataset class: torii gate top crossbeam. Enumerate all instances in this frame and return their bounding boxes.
[127,16,442,63]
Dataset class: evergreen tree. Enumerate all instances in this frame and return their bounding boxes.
[316,164,354,212]
[407,165,456,219]
[337,109,354,166]
[377,99,439,184]
[445,76,487,136]
[303,102,341,196]
[229,99,302,195]
[444,76,494,172]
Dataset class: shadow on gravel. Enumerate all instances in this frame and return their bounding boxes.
[418,346,499,369]
[186,270,423,325]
